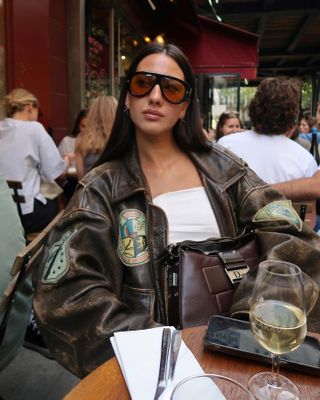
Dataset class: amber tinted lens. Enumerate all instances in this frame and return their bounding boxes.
[161,76,186,104]
[129,74,157,96]
[129,73,189,104]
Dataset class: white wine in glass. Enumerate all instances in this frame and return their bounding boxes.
[248,260,307,400]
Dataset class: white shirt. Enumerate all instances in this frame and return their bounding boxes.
[58,136,76,157]
[153,187,221,244]
[0,118,66,214]
[218,130,318,183]
[58,135,77,168]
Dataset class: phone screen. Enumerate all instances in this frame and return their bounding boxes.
[204,315,320,375]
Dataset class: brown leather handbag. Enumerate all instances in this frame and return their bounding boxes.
[160,227,259,329]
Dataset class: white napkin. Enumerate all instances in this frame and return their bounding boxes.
[110,326,225,400]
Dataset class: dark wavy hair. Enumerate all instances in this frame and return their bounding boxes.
[96,42,209,164]
[215,111,243,140]
[249,77,301,135]
[70,109,88,137]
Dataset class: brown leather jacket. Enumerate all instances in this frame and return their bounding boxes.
[33,144,320,377]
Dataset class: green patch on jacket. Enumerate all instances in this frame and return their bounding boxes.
[253,200,302,231]
[42,230,76,284]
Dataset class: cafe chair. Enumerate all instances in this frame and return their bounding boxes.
[6,179,62,244]
[6,180,24,219]
[6,179,37,243]
[0,209,63,372]
[292,200,316,229]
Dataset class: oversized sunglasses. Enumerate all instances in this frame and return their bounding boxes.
[127,71,192,104]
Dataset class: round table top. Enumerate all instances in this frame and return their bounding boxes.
[64,325,320,400]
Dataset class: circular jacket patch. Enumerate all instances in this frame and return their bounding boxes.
[117,209,149,266]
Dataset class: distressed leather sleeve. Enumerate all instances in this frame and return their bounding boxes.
[230,168,320,332]
[33,206,157,378]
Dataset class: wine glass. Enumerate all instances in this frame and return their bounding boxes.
[248,260,307,400]
[170,373,255,399]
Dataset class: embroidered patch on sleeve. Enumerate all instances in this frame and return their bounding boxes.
[42,230,76,284]
[253,200,302,231]
[117,209,149,266]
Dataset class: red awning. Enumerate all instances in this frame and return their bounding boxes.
[166,16,258,79]
[121,1,259,79]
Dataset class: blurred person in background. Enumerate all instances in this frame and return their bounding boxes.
[58,109,88,201]
[75,95,118,180]
[215,111,243,141]
[0,88,72,233]
[298,112,319,144]
[218,77,317,185]
[299,113,317,134]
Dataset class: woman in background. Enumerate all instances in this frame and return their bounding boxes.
[75,95,117,180]
[299,113,317,135]
[215,111,243,141]
[0,88,70,233]
[58,109,88,162]
[58,109,88,201]
[298,112,320,147]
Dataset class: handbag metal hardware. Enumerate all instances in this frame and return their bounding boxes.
[219,250,250,284]
[224,265,250,284]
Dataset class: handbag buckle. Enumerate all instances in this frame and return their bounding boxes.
[219,250,250,285]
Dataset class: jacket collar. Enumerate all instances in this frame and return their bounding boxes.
[111,142,247,203]
[190,143,247,188]
[111,144,146,203]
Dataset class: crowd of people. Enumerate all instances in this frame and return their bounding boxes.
[1,42,320,382]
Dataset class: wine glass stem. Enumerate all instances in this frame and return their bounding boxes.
[270,353,281,388]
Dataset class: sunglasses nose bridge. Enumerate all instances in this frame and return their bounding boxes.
[148,78,164,100]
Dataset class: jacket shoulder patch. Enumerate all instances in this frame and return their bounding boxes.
[42,230,76,284]
[253,200,302,231]
[118,209,149,266]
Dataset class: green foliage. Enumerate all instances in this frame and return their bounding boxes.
[301,79,312,112]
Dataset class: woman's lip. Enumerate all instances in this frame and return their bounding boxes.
[143,109,164,118]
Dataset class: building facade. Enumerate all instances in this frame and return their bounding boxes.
[1,0,258,143]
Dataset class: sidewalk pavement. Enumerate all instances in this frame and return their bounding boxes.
[0,347,80,400]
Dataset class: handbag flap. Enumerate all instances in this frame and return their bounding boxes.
[162,228,259,329]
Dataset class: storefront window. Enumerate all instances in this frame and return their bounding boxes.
[85,0,111,101]
[84,0,147,103]
[199,73,241,132]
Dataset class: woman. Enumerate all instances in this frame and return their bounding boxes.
[75,95,117,179]
[58,109,88,161]
[298,112,320,150]
[299,113,317,134]
[0,88,71,233]
[215,111,243,140]
[34,43,320,377]
[58,109,88,200]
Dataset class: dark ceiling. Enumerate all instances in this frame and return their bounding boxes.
[195,0,320,78]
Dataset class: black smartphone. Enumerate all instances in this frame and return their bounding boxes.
[203,315,320,376]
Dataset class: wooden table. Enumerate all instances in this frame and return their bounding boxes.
[64,326,320,400]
